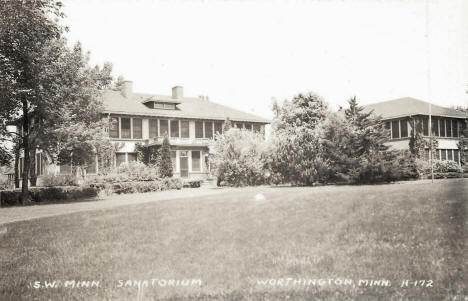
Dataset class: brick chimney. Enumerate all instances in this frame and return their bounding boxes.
[121,80,133,98]
[172,86,183,99]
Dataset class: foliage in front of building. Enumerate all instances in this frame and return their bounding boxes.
[458,119,468,166]
[0,186,98,207]
[93,161,160,183]
[135,143,160,166]
[110,178,183,195]
[41,174,79,187]
[212,93,430,187]
[158,137,173,178]
[267,92,331,185]
[210,128,268,186]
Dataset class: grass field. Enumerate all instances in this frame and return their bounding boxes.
[0,179,467,300]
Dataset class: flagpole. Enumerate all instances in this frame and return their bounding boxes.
[426,0,434,183]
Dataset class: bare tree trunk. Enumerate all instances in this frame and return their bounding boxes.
[21,98,29,205]
[14,143,20,189]
[29,147,37,186]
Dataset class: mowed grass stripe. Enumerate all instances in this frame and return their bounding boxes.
[0,179,466,300]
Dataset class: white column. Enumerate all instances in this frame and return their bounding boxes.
[142,118,149,139]
[188,150,192,173]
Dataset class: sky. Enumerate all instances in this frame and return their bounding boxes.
[61,0,468,119]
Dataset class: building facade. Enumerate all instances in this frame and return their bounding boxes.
[363,97,468,163]
[16,82,269,182]
[97,82,269,179]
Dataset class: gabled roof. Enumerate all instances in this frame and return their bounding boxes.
[100,90,270,123]
[363,97,467,119]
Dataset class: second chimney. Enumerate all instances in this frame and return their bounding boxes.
[121,80,133,98]
[172,86,183,99]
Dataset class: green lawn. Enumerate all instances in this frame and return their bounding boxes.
[0,180,467,300]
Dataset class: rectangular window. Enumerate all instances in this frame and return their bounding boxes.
[121,118,131,139]
[253,124,261,133]
[214,122,223,135]
[170,151,176,171]
[454,150,460,163]
[441,149,447,160]
[431,117,439,137]
[453,120,458,137]
[154,103,164,109]
[448,149,453,161]
[235,123,243,129]
[181,120,189,138]
[87,155,96,174]
[170,120,179,138]
[205,121,213,139]
[245,123,252,131]
[133,118,142,139]
[164,103,176,110]
[195,121,204,138]
[116,153,126,166]
[391,121,399,139]
[192,151,200,172]
[160,120,169,137]
[440,119,446,137]
[400,119,408,138]
[447,119,452,137]
[109,117,119,138]
[149,119,158,138]
[422,116,429,136]
[128,153,137,162]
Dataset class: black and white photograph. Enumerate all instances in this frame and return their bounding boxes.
[0,0,467,300]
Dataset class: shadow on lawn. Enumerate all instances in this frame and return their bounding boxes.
[440,179,467,295]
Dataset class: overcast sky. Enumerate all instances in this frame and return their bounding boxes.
[61,0,468,118]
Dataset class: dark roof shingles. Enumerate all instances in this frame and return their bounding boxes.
[363,97,467,119]
[101,90,269,123]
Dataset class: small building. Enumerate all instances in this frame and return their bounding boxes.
[363,97,468,163]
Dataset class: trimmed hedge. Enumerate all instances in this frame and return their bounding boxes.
[183,180,201,188]
[110,178,183,194]
[0,186,98,207]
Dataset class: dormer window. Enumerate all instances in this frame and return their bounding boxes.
[143,100,179,110]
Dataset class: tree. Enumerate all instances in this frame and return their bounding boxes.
[158,136,173,178]
[458,120,468,167]
[222,117,233,132]
[0,0,66,202]
[267,92,330,185]
[210,128,267,186]
[0,1,113,202]
[408,117,426,159]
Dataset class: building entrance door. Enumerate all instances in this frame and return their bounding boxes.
[180,151,189,178]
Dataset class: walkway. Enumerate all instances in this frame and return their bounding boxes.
[0,186,229,225]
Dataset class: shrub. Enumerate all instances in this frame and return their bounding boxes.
[92,161,160,184]
[0,174,10,190]
[41,174,79,187]
[159,137,173,178]
[0,186,98,207]
[433,160,462,173]
[211,128,268,186]
[183,180,201,188]
[111,178,183,194]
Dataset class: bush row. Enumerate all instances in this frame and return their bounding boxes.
[41,174,79,187]
[0,186,98,207]
[108,178,183,194]
[93,162,160,183]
